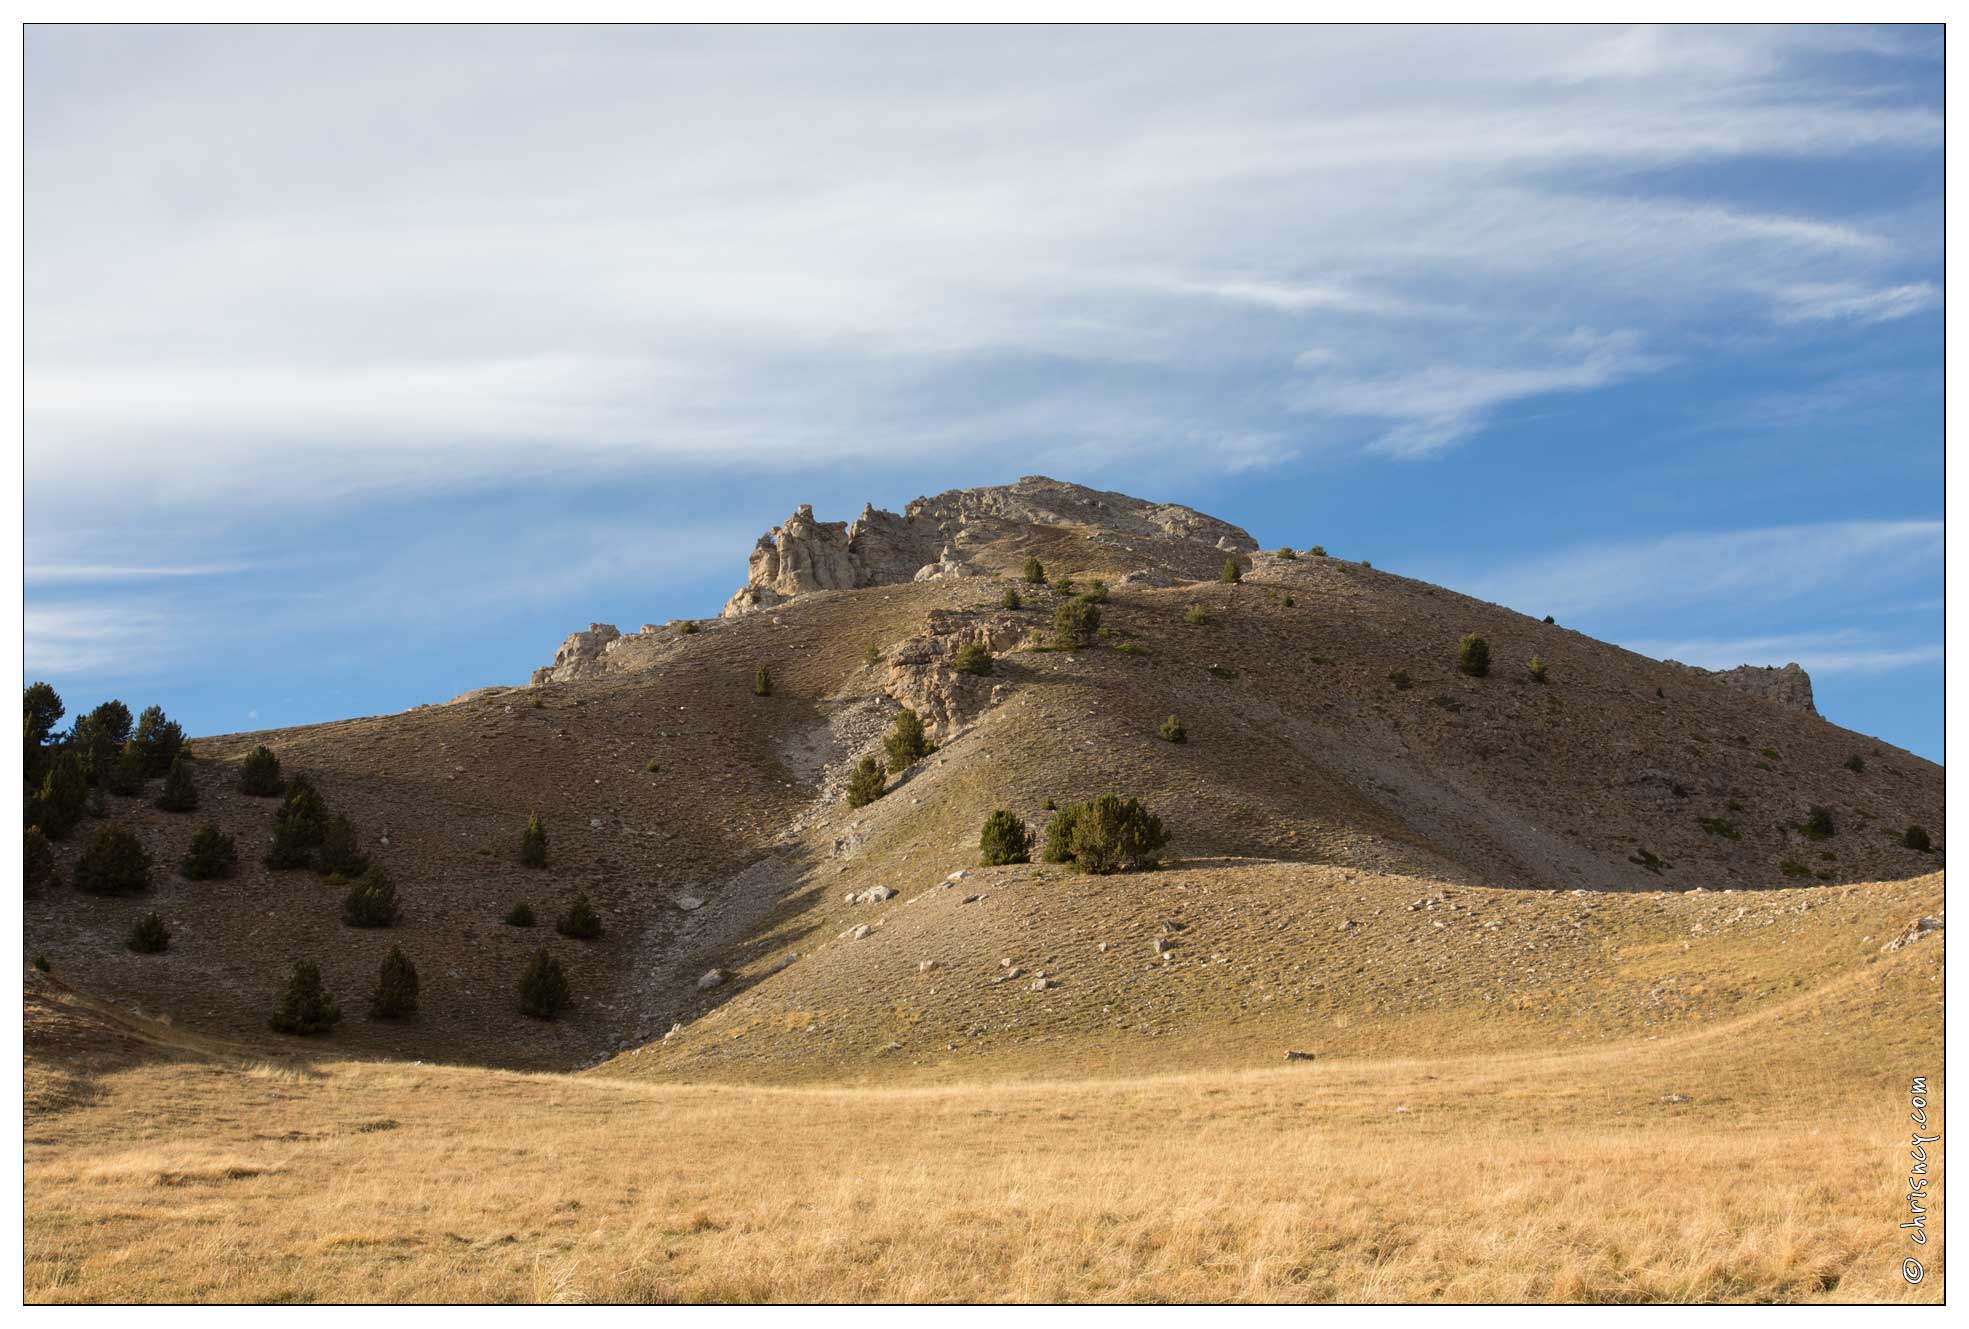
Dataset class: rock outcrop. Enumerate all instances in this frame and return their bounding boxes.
[531,623,623,686]
[720,476,1256,617]
[1667,661,1816,714]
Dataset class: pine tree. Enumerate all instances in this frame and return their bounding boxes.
[754,665,773,697]
[341,869,402,927]
[270,961,341,1035]
[238,744,284,796]
[1001,587,1023,611]
[127,911,171,954]
[28,750,88,840]
[25,826,54,895]
[555,892,602,940]
[131,705,186,776]
[979,810,1033,866]
[105,742,147,796]
[844,755,886,808]
[1022,557,1046,585]
[883,708,934,772]
[520,811,548,868]
[1160,714,1187,743]
[180,824,239,880]
[504,902,536,927]
[953,642,993,675]
[369,945,419,1019]
[1221,558,1243,584]
[23,681,64,788]
[156,753,199,812]
[1052,597,1100,649]
[518,949,570,1020]
[1457,634,1491,678]
[73,826,153,895]
[265,775,328,869]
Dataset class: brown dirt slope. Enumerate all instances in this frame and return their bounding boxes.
[24,497,1944,1076]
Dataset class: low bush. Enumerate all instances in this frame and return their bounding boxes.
[953,642,993,676]
[179,824,238,880]
[28,750,89,840]
[1160,714,1187,743]
[754,665,773,697]
[1082,579,1109,603]
[1052,576,1076,596]
[1457,634,1491,678]
[1000,587,1023,611]
[1182,603,1208,626]
[1697,817,1741,840]
[979,810,1033,866]
[1904,825,1932,852]
[519,949,570,1019]
[1526,656,1548,684]
[1022,557,1046,585]
[1281,593,1294,607]
[1276,546,1296,560]
[1802,806,1837,840]
[556,892,603,940]
[370,945,419,1019]
[1843,754,1866,774]
[74,826,152,896]
[863,643,881,667]
[1309,545,1327,557]
[1220,558,1242,584]
[270,961,341,1035]
[265,776,329,870]
[845,755,886,807]
[341,869,403,928]
[239,745,284,796]
[127,911,171,954]
[1388,666,1412,690]
[315,814,370,877]
[504,901,537,927]
[1113,641,1148,656]
[520,811,548,868]
[678,620,699,634]
[25,826,54,894]
[1043,795,1168,874]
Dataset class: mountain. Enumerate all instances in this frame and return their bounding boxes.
[23,477,1944,1079]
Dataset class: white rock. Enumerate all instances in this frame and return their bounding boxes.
[675,895,705,911]
[696,970,725,990]
[839,923,871,942]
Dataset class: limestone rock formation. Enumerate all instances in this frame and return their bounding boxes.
[530,623,622,687]
[720,476,1256,617]
[1667,660,1817,714]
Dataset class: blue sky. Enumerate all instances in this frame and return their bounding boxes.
[24,24,1943,758]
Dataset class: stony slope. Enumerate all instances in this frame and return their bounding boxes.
[24,477,1944,1076]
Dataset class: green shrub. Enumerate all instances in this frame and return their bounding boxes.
[32,954,49,973]
[678,620,700,635]
[519,949,570,1019]
[979,810,1033,866]
[644,757,660,774]
[1388,667,1412,691]
[883,708,934,772]
[127,911,171,954]
[370,945,419,1019]
[25,826,54,894]
[1843,754,1866,774]
[504,901,536,927]
[180,824,238,880]
[28,750,88,840]
[1629,848,1669,875]
[1045,795,1169,874]
[1220,558,1242,584]
[864,643,881,667]
[1778,859,1812,879]
[556,892,603,940]
[270,960,341,1035]
[1759,747,1781,761]
[1309,545,1327,557]
[1160,714,1187,744]
[1275,546,1296,560]
[1052,576,1075,596]
[1113,641,1147,656]
[1082,579,1109,604]
[239,745,284,796]
[155,754,198,812]
[845,755,886,808]
[1802,806,1836,840]
[1281,593,1294,608]
[529,690,545,708]
[1042,797,1057,811]
[520,810,548,868]
[1182,603,1208,626]
[342,868,402,927]
[104,743,147,796]
[953,642,993,676]
[1206,663,1237,680]
[1457,634,1491,678]
[1904,825,1932,852]
[1697,817,1741,840]
[1000,587,1023,611]
[265,776,328,870]
[131,704,185,776]
[754,665,773,697]
[1526,656,1548,684]
[74,826,152,896]
[1543,615,1556,625]
[1360,559,1372,569]
[1053,597,1101,648]
[1022,557,1046,584]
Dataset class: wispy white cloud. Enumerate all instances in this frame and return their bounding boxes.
[26,562,249,585]
[1448,519,1942,619]
[22,24,1942,506]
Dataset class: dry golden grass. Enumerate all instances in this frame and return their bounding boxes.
[25,943,1942,1304]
